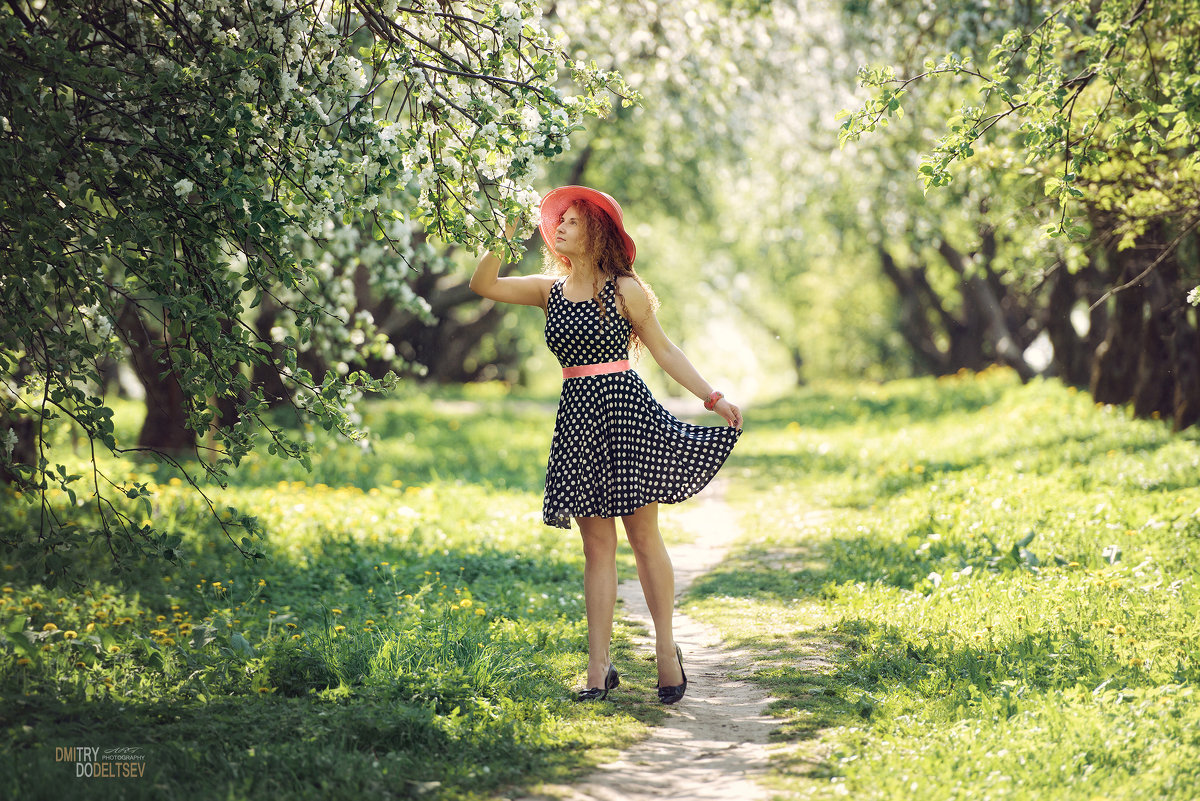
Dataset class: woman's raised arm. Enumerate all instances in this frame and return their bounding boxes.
[469,227,555,309]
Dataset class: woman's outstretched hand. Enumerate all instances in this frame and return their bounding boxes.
[714,398,743,430]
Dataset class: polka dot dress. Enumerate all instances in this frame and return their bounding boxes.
[542,277,741,528]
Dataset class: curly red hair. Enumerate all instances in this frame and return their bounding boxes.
[542,199,658,354]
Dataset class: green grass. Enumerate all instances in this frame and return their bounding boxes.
[0,385,667,800]
[687,368,1200,800]
[5,372,1199,800]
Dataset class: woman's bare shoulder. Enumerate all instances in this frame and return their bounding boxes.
[615,274,650,300]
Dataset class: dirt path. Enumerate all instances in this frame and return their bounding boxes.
[510,484,780,801]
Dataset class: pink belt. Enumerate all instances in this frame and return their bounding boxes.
[562,359,631,379]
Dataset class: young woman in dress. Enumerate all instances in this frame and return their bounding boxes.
[469,186,742,704]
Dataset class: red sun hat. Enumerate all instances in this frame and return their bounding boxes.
[538,185,637,267]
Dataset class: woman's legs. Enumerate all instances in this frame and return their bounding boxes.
[622,503,684,687]
[577,515,618,688]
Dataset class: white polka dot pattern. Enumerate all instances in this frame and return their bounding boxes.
[542,277,741,528]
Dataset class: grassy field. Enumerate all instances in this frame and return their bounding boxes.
[0,385,670,801]
[688,368,1200,800]
[2,370,1198,800]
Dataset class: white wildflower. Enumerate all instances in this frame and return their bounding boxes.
[173,178,194,197]
[0,428,16,462]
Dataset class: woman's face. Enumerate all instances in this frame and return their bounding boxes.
[554,204,586,262]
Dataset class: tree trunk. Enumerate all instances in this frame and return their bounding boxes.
[938,240,1037,380]
[116,303,195,454]
[1090,250,1145,406]
[251,297,290,407]
[1131,304,1175,419]
[1045,266,1091,385]
[1173,308,1200,431]
[877,248,950,374]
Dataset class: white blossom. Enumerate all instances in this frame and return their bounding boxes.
[173,178,194,197]
[0,428,17,462]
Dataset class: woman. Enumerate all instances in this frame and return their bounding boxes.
[470,186,742,704]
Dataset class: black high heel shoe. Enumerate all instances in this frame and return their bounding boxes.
[656,645,687,705]
[576,664,620,702]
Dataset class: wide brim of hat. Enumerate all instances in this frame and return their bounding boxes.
[538,185,637,266]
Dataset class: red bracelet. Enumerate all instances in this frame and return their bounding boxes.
[704,390,724,411]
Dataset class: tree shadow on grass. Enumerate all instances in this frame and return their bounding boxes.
[3,687,642,801]
[1,524,659,801]
[732,424,1181,506]
[746,378,1013,430]
[682,527,1196,788]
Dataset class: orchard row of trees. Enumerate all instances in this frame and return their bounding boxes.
[1,0,1197,577]
[839,0,1200,430]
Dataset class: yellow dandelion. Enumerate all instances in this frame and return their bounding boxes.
[257,687,272,693]
[1112,624,1127,636]
[2,587,12,594]
[75,661,87,668]
[85,622,95,632]
[41,644,52,652]
[63,630,78,640]
[364,619,375,626]
[16,657,31,667]
[30,602,43,611]
[334,625,346,633]
[286,622,297,630]
[156,615,166,622]
[258,579,266,587]
[41,622,57,632]
[161,637,175,646]
[450,604,461,612]
[291,634,301,640]
[381,561,389,567]
[460,599,473,608]
[330,608,342,615]
[474,608,486,617]
[1130,657,1145,668]
[108,645,120,654]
